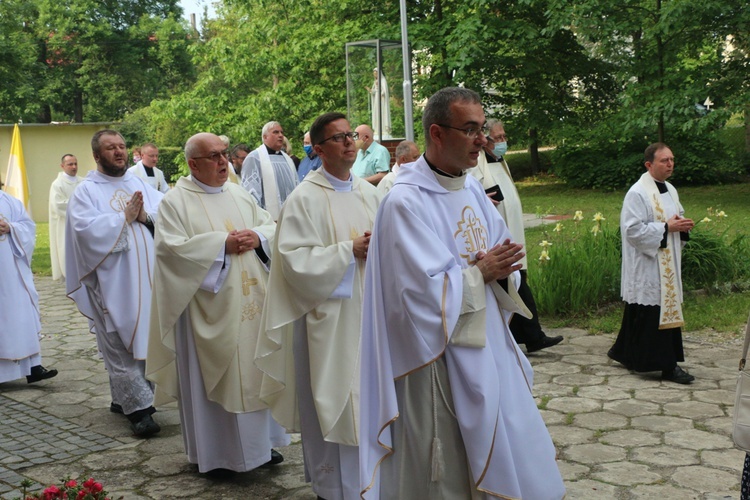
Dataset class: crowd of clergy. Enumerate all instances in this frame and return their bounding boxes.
[1,85,698,500]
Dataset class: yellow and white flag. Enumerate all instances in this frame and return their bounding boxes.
[4,124,31,215]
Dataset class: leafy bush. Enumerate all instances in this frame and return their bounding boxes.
[528,216,621,315]
[682,215,750,290]
[552,118,745,190]
[155,147,187,185]
[505,151,554,180]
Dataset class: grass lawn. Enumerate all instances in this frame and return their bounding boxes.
[519,176,750,339]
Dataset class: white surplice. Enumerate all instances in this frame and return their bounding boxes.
[256,168,382,500]
[147,177,288,472]
[240,146,298,219]
[128,161,170,193]
[468,151,528,268]
[66,170,163,413]
[0,191,42,383]
[49,172,84,280]
[359,158,565,499]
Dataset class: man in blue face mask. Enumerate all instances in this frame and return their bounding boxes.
[297,131,322,182]
[468,119,564,353]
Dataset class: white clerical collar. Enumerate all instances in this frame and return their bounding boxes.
[64,173,78,181]
[321,166,352,192]
[191,176,224,194]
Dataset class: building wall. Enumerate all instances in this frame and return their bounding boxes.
[0,123,114,222]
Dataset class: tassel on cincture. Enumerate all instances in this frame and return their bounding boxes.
[430,436,444,482]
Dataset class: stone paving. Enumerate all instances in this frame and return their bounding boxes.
[0,276,745,499]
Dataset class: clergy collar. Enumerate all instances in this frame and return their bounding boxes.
[423,154,465,178]
[423,155,466,191]
[656,180,668,194]
[320,166,353,192]
[265,145,282,155]
[64,173,78,181]
[191,176,225,194]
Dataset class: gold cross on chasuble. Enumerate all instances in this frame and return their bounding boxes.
[242,270,258,296]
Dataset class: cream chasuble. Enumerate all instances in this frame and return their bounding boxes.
[468,152,527,268]
[147,178,276,413]
[49,173,84,280]
[256,169,382,445]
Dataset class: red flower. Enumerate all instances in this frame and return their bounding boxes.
[42,485,63,500]
[65,480,77,488]
[76,491,87,500]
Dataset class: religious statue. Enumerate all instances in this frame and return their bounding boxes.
[368,68,391,139]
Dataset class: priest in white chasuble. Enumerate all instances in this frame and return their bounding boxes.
[147,132,289,474]
[359,88,565,500]
[608,143,695,384]
[0,191,58,384]
[48,154,84,280]
[256,112,382,500]
[66,130,164,438]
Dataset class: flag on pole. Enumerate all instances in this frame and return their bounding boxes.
[4,124,31,215]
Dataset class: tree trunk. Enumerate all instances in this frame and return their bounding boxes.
[73,89,83,123]
[529,127,540,175]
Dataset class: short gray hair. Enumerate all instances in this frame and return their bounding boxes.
[262,121,282,140]
[422,87,482,145]
[395,140,417,160]
[486,118,504,131]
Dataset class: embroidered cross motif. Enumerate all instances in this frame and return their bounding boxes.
[454,206,488,264]
[225,219,236,232]
[242,270,258,296]
[109,189,131,213]
[350,227,360,240]
[242,301,261,322]
[320,463,334,474]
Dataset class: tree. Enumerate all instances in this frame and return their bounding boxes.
[0,0,194,123]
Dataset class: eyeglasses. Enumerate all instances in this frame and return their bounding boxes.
[437,123,490,139]
[192,150,229,163]
[319,132,359,145]
[488,133,508,142]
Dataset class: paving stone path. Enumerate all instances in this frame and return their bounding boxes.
[0,276,744,499]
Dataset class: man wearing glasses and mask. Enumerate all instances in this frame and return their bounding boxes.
[359,88,565,499]
[147,132,289,474]
[256,112,382,500]
[469,119,563,353]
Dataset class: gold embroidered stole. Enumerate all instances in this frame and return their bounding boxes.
[638,172,684,329]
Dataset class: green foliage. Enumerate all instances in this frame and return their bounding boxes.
[551,121,745,190]
[528,219,621,315]
[682,218,750,290]
[154,146,185,184]
[506,151,553,180]
[0,0,194,123]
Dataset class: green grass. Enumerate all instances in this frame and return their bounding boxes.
[32,222,51,276]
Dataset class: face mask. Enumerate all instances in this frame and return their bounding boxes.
[303,145,313,155]
[355,139,364,150]
[492,141,508,158]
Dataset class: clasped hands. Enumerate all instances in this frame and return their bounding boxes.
[667,214,694,233]
[475,239,525,283]
[124,191,149,224]
[226,229,260,255]
[0,219,9,235]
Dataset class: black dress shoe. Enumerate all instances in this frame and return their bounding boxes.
[526,335,564,353]
[110,402,124,414]
[26,365,58,383]
[130,414,161,437]
[662,365,695,384]
[261,449,284,467]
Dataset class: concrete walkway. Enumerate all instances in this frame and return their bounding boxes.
[0,277,744,499]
